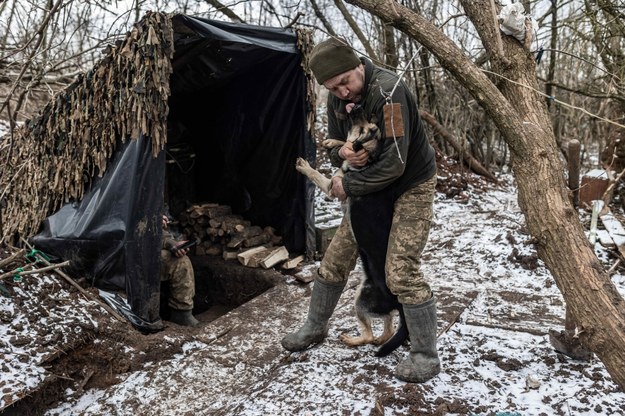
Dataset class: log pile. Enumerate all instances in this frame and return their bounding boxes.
[178,203,303,269]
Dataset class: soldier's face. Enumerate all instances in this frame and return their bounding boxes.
[323,64,365,103]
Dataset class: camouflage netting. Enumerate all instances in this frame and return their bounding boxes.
[0,12,174,244]
[295,27,317,140]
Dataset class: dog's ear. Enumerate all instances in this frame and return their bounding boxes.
[370,114,378,124]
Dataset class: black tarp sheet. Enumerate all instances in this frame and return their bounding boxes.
[31,15,316,330]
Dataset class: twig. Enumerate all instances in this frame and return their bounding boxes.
[200,324,239,346]
[20,238,126,323]
[602,166,625,206]
[0,260,71,281]
[437,296,476,338]
[608,259,621,274]
[0,248,26,268]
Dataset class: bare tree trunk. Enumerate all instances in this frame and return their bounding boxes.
[0,0,64,123]
[333,0,379,60]
[310,0,338,37]
[0,0,17,51]
[586,0,625,171]
[382,21,399,68]
[346,0,625,389]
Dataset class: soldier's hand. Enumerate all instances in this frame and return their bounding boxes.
[330,176,347,201]
[339,144,368,168]
[172,241,190,257]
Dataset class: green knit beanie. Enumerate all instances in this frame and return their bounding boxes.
[309,38,361,85]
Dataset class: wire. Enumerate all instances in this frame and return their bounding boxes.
[480,68,625,130]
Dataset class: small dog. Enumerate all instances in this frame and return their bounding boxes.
[295,105,407,357]
[294,105,382,198]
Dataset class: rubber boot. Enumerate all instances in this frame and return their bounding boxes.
[281,278,345,351]
[395,296,441,383]
[169,309,199,327]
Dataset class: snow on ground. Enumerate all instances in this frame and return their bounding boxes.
[25,173,625,415]
[0,269,107,409]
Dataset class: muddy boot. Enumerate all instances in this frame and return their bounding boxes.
[395,296,441,383]
[169,309,199,327]
[281,278,345,351]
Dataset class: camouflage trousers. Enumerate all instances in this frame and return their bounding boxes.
[319,174,436,305]
[160,250,195,310]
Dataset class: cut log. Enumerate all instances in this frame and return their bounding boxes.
[205,227,221,239]
[226,235,246,249]
[209,214,244,229]
[235,225,263,238]
[205,244,223,256]
[192,224,207,238]
[194,216,210,226]
[294,267,315,283]
[188,203,219,218]
[223,250,239,261]
[264,226,283,245]
[238,246,270,267]
[205,205,232,218]
[244,233,272,247]
[260,246,289,269]
[281,254,305,270]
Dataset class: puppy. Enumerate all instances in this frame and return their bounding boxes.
[294,105,382,198]
[340,270,408,357]
[295,105,407,357]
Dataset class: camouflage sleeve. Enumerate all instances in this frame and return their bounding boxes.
[162,229,177,251]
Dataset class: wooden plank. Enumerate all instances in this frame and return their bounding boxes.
[222,250,239,261]
[260,246,289,269]
[597,229,615,248]
[237,246,270,267]
[579,169,609,208]
[282,254,305,270]
[600,208,625,258]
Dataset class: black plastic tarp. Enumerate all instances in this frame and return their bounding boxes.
[32,15,316,330]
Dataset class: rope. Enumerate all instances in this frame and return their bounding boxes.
[480,68,625,130]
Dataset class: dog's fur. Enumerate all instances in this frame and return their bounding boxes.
[294,106,382,198]
[295,106,407,357]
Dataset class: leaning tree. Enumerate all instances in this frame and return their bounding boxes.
[345,0,625,389]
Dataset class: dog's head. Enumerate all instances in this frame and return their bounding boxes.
[347,105,382,155]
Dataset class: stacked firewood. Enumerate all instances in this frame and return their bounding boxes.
[178,203,303,269]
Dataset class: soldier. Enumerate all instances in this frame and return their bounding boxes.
[161,215,199,327]
[281,38,440,383]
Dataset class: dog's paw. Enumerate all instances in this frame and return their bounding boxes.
[339,333,371,347]
[295,157,311,172]
[322,139,345,149]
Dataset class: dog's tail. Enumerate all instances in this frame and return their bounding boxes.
[375,307,408,357]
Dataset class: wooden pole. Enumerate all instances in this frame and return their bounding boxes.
[568,139,581,207]
[0,260,71,281]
